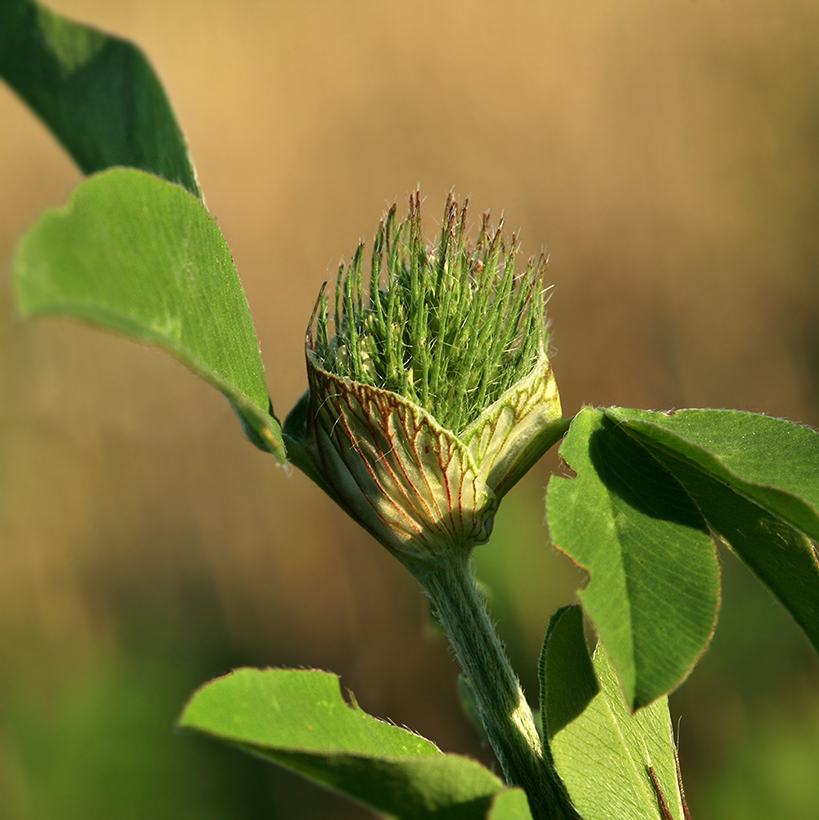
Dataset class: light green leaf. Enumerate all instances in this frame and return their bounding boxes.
[546,408,720,708]
[178,667,515,820]
[13,168,285,460]
[604,407,819,654]
[541,606,686,820]
[486,789,534,820]
[0,0,200,198]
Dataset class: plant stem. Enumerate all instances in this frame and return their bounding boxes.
[415,556,580,820]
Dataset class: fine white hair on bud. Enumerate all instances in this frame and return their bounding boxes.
[294,193,564,569]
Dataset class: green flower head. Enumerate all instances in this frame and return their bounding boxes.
[287,193,564,572]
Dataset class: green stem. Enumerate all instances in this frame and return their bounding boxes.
[414,556,580,820]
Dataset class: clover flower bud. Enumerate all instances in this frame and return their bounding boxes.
[290,193,564,571]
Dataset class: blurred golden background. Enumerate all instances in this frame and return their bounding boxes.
[2,0,819,817]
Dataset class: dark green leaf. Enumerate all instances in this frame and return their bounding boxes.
[605,407,819,653]
[179,667,516,820]
[0,0,200,197]
[604,408,819,542]
[539,606,600,740]
[13,168,285,460]
[541,606,686,820]
[546,408,720,708]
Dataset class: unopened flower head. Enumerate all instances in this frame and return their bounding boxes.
[300,193,564,572]
[312,193,548,434]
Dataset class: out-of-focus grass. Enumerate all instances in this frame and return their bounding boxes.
[2,0,819,817]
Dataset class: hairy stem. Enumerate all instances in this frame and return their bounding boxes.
[415,557,580,820]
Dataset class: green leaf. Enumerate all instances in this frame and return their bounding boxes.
[604,408,819,541]
[0,0,200,198]
[486,789,534,820]
[13,168,285,460]
[546,408,720,709]
[178,667,517,820]
[541,606,687,820]
[604,407,819,654]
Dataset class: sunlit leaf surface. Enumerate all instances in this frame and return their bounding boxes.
[179,667,521,819]
[13,168,285,459]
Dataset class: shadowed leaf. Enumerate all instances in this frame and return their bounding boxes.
[606,407,819,654]
[547,408,720,708]
[541,606,686,820]
[0,0,200,197]
[179,667,524,820]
